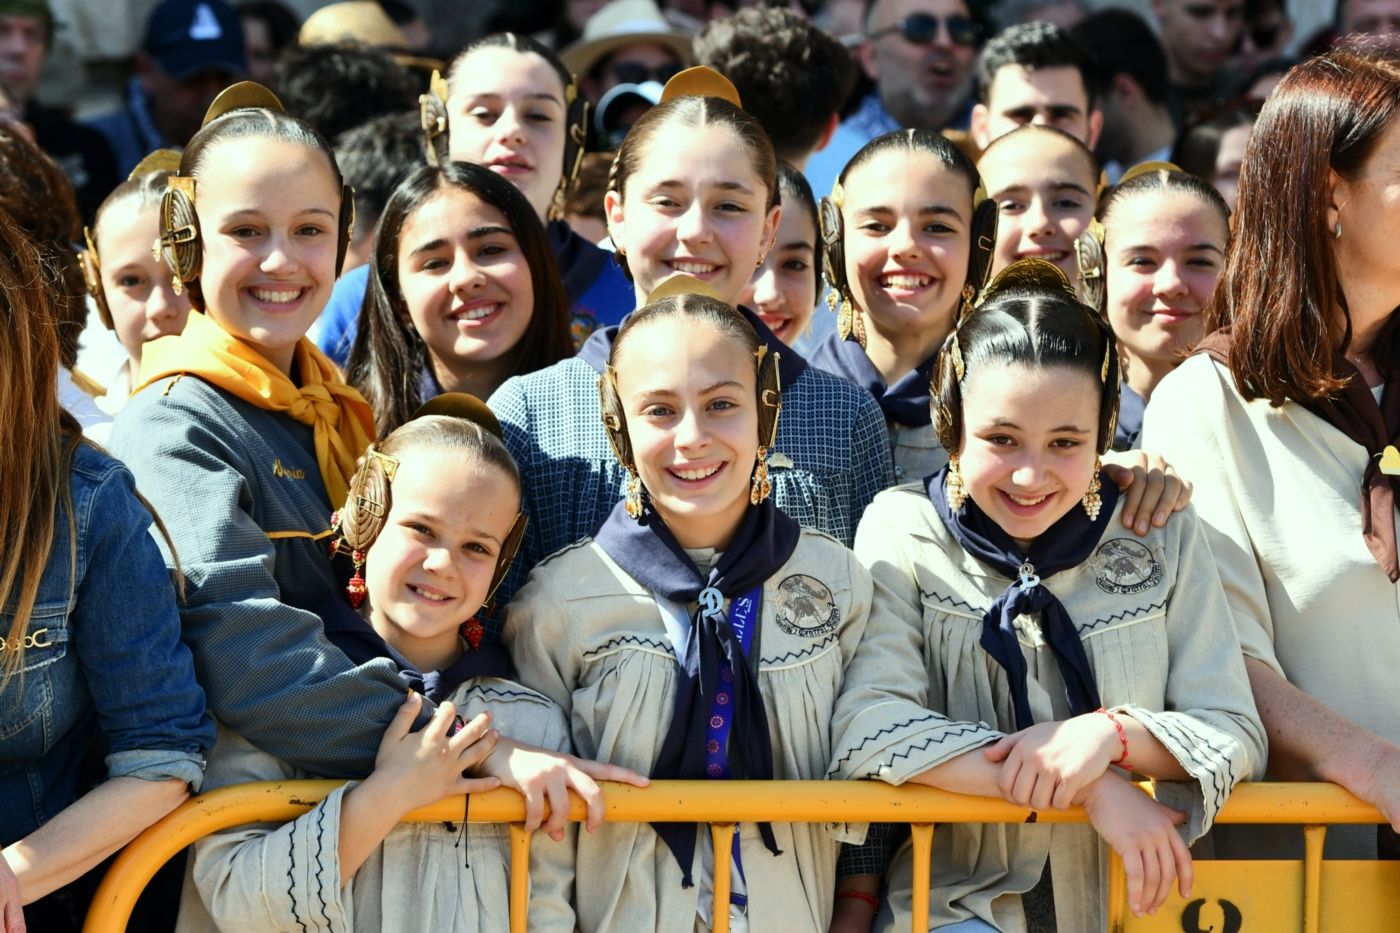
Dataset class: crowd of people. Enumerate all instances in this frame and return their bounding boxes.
[3,0,1400,931]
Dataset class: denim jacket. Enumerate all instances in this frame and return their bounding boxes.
[0,443,214,845]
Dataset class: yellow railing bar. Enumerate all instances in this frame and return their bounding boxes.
[1301,823,1326,933]
[909,823,935,931]
[710,822,735,933]
[507,824,530,933]
[82,781,1388,933]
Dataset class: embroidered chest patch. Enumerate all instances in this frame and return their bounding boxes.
[774,573,840,637]
[1092,538,1163,595]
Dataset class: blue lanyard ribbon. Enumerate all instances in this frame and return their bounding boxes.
[699,584,762,906]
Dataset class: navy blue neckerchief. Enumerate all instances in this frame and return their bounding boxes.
[927,465,1118,730]
[577,304,809,387]
[592,496,801,887]
[808,332,937,428]
[1113,384,1145,451]
[320,596,512,703]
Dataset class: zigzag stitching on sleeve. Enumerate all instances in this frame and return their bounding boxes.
[1150,715,1237,812]
[471,685,553,705]
[1078,600,1167,633]
[582,634,672,660]
[917,587,983,614]
[760,634,838,665]
[860,724,996,779]
[828,714,989,774]
[287,829,307,933]
[313,805,330,926]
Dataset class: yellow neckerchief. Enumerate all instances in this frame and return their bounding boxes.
[134,310,376,506]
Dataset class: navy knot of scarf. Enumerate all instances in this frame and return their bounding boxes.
[927,466,1119,730]
[593,496,801,887]
[321,596,512,703]
[808,332,936,427]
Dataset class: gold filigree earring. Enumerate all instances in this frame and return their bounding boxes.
[946,454,968,511]
[750,447,772,505]
[1082,458,1103,521]
[958,283,975,320]
[625,470,644,519]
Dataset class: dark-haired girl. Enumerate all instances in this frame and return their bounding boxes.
[1098,166,1229,449]
[489,70,892,609]
[1144,42,1400,857]
[833,264,1262,931]
[347,162,573,434]
[110,85,610,815]
[506,286,890,932]
[316,32,634,364]
[445,33,634,338]
[740,162,821,347]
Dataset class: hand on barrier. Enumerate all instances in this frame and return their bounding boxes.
[1081,773,1192,918]
[1348,743,1400,834]
[1102,449,1193,536]
[0,849,23,933]
[481,740,651,841]
[984,714,1122,810]
[371,694,502,812]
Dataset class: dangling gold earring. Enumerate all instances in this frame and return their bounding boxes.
[625,470,644,519]
[946,454,968,511]
[548,179,569,222]
[836,292,856,341]
[750,447,772,505]
[1082,457,1103,521]
[959,283,975,320]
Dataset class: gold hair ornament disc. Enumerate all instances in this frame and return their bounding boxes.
[660,66,742,108]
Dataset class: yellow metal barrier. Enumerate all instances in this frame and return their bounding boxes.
[81,781,1394,933]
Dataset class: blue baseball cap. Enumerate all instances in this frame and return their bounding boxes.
[142,0,246,80]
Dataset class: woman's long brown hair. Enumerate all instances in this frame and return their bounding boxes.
[1207,41,1400,404]
[0,210,81,688]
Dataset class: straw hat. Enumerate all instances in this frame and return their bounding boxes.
[561,0,694,78]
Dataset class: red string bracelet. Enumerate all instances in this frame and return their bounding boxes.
[836,891,880,912]
[1096,707,1132,770]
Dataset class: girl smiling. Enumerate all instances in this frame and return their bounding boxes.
[506,285,885,932]
[348,161,572,434]
[832,263,1263,932]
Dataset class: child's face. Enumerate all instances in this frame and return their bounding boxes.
[397,186,535,381]
[366,450,520,660]
[978,133,1097,281]
[447,47,569,221]
[194,137,342,374]
[1104,190,1225,374]
[613,316,760,549]
[739,193,818,346]
[605,121,781,308]
[958,363,1101,550]
[95,196,191,366]
[841,148,972,344]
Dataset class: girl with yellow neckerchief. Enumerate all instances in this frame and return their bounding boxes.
[111,85,626,812]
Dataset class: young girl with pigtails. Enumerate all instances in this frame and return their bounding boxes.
[505,278,913,932]
[109,81,627,863]
[180,396,636,932]
[829,260,1264,933]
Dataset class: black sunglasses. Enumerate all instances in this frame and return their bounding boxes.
[868,13,979,47]
[610,61,683,86]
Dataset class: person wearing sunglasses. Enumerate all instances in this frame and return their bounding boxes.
[804,0,983,216]
[970,20,1102,149]
[561,0,694,108]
